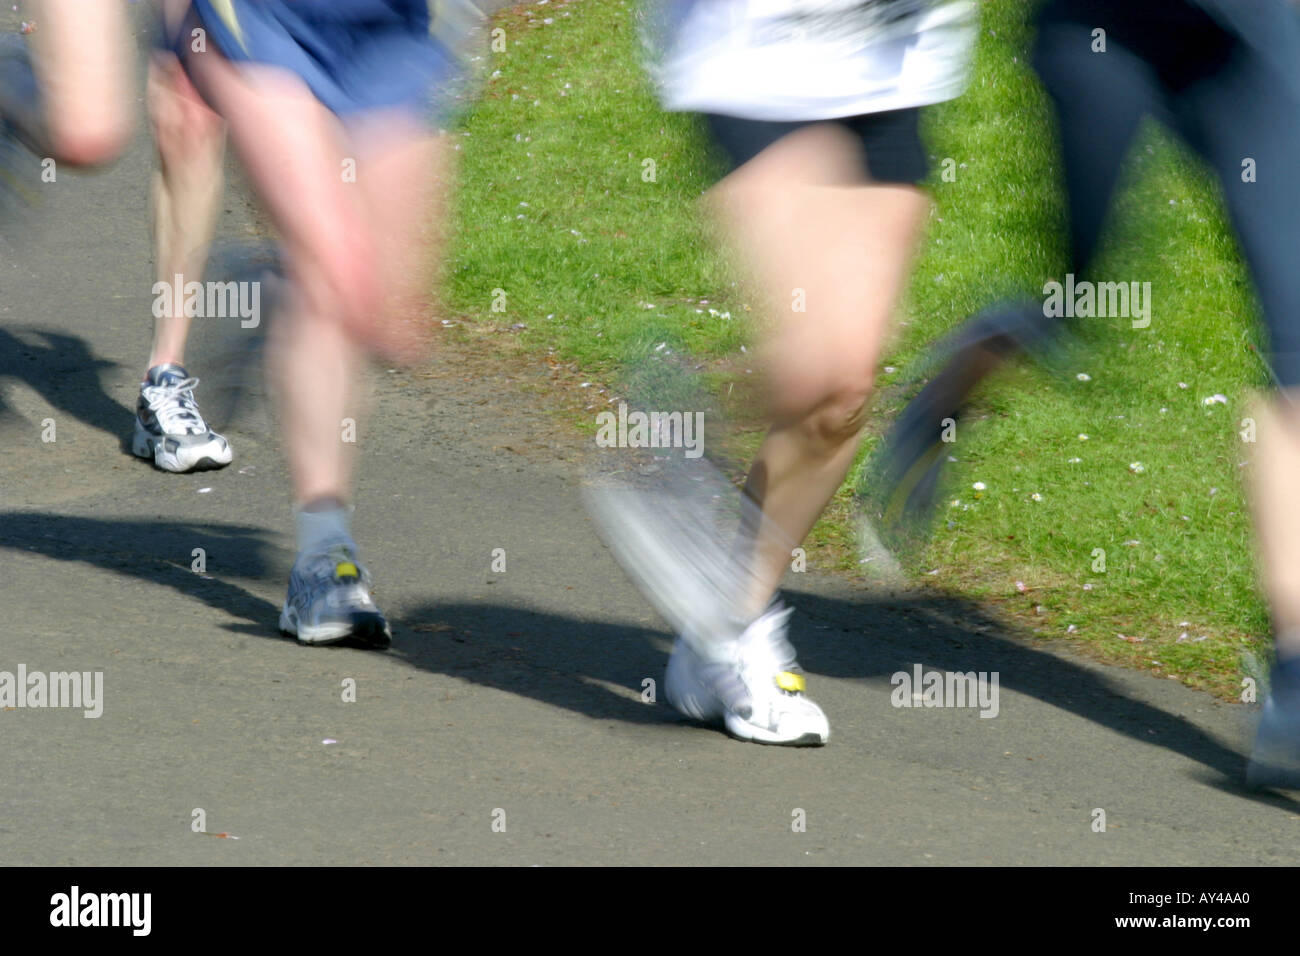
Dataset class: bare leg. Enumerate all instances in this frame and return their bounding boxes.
[147,51,226,371]
[710,124,928,618]
[180,46,445,505]
[26,0,132,165]
[1247,391,1300,662]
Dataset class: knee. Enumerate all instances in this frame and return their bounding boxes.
[151,70,223,165]
[298,241,384,328]
[49,120,130,168]
[808,378,874,444]
[775,368,876,446]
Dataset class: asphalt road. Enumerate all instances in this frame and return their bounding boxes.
[0,5,1296,866]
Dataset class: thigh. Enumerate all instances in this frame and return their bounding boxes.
[1178,42,1300,387]
[182,40,375,321]
[1032,15,1166,273]
[31,0,132,162]
[710,122,928,416]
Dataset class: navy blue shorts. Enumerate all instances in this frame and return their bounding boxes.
[702,107,928,184]
[177,0,464,125]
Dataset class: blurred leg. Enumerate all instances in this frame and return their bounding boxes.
[1183,43,1300,661]
[1031,18,1162,277]
[710,123,928,617]
[27,0,132,165]
[182,40,442,504]
[147,51,227,370]
[185,50,365,504]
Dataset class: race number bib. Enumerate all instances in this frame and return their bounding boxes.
[654,0,975,121]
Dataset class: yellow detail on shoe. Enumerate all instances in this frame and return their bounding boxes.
[335,561,359,579]
[774,671,805,693]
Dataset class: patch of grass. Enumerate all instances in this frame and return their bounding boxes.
[446,0,1270,697]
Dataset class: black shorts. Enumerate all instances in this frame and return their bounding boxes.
[702,107,929,184]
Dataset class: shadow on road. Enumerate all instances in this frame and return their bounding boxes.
[0,511,281,629]
[389,592,1296,811]
[0,327,132,443]
[0,510,1289,810]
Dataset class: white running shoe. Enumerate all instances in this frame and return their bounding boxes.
[133,363,233,473]
[665,603,829,746]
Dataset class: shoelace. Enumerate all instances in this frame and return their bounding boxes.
[142,377,207,436]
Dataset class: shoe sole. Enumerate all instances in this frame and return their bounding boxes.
[723,714,827,746]
[279,603,392,649]
[132,424,232,474]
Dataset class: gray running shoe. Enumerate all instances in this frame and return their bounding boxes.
[1246,690,1300,790]
[279,540,392,648]
[133,364,233,473]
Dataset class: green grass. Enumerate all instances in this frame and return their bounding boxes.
[445,0,1271,696]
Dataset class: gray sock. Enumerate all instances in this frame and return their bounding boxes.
[295,501,354,556]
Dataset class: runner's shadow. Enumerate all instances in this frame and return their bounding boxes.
[390,601,679,728]
[785,587,1294,809]
[0,511,283,635]
[389,588,1293,808]
[0,327,132,442]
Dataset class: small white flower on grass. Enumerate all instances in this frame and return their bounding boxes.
[1030,492,1044,502]
[884,366,898,374]
[1078,433,1089,440]
[1068,457,1082,464]
[1076,372,1091,382]
[1178,382,1188,389]
[1203,393,1228,406]
[1128,461,1145,474]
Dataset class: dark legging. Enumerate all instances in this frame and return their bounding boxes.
[1033,0,1300,384]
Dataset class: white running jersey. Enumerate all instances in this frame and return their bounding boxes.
[651,0,977,121]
